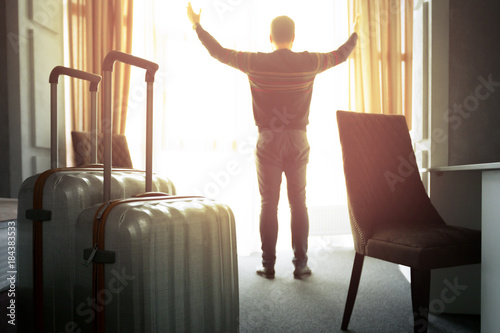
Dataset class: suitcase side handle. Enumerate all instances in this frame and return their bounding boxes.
[78,163,104,168]
[132,192,170,198]
[102,50,159,82]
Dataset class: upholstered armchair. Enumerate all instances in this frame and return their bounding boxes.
[336,111,481,333]
[71,131,133,168]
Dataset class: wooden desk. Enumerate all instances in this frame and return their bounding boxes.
[428,163,500,332]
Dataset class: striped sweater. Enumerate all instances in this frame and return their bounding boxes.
[195,24,358,131]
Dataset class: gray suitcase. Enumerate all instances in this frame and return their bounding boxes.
[74,195,239,333]
[73,51,239,333]
[17,65,176,333]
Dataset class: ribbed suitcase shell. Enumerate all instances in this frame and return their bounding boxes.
[17,168,176,333]
[74,195,239,333]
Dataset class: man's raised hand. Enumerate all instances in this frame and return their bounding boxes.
[352,14,360,34]
[187,2,202,28]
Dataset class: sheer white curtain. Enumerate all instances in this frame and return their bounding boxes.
[126,0,351,255]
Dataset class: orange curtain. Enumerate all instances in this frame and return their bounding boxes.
[67,0,134,135]
[348,0,413,129]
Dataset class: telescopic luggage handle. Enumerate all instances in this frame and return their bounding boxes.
[102,50,159,82]
[101,51,159,201]
[49,66,102,168]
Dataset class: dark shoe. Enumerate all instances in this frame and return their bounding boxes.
[293,265,312,278]
[256,266,275,279]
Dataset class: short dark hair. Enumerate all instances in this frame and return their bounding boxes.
[270,16,295,43]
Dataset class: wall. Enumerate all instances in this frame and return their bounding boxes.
[413,0,482,314]
[448,0,500,165]
[412,0,450,171]
[4,0,65,198]
[0,0,11,197]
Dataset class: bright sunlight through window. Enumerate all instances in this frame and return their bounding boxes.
[126,0,351,255]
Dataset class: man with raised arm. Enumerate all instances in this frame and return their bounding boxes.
[187,3,359,279]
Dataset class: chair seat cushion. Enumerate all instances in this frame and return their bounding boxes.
[365,224,481,270]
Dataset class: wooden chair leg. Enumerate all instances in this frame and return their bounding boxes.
[341,252,364,331]
[410,268,431,333]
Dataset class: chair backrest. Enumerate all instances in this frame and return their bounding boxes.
[71,131,133,168]
[336,111,444,254]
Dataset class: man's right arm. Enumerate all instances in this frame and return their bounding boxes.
[316,14,360,73]
[333,32,358,64]
[316,33,358,73]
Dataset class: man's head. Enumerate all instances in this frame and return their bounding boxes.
[270,16,295,50]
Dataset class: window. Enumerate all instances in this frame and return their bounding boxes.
[127,1,353,254]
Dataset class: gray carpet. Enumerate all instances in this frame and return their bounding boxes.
[0,234,480,332]
[238,236,480,333]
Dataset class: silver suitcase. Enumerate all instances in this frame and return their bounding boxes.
[73,51,239,333]
[74,194,239,333]
[17,65,175,333]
